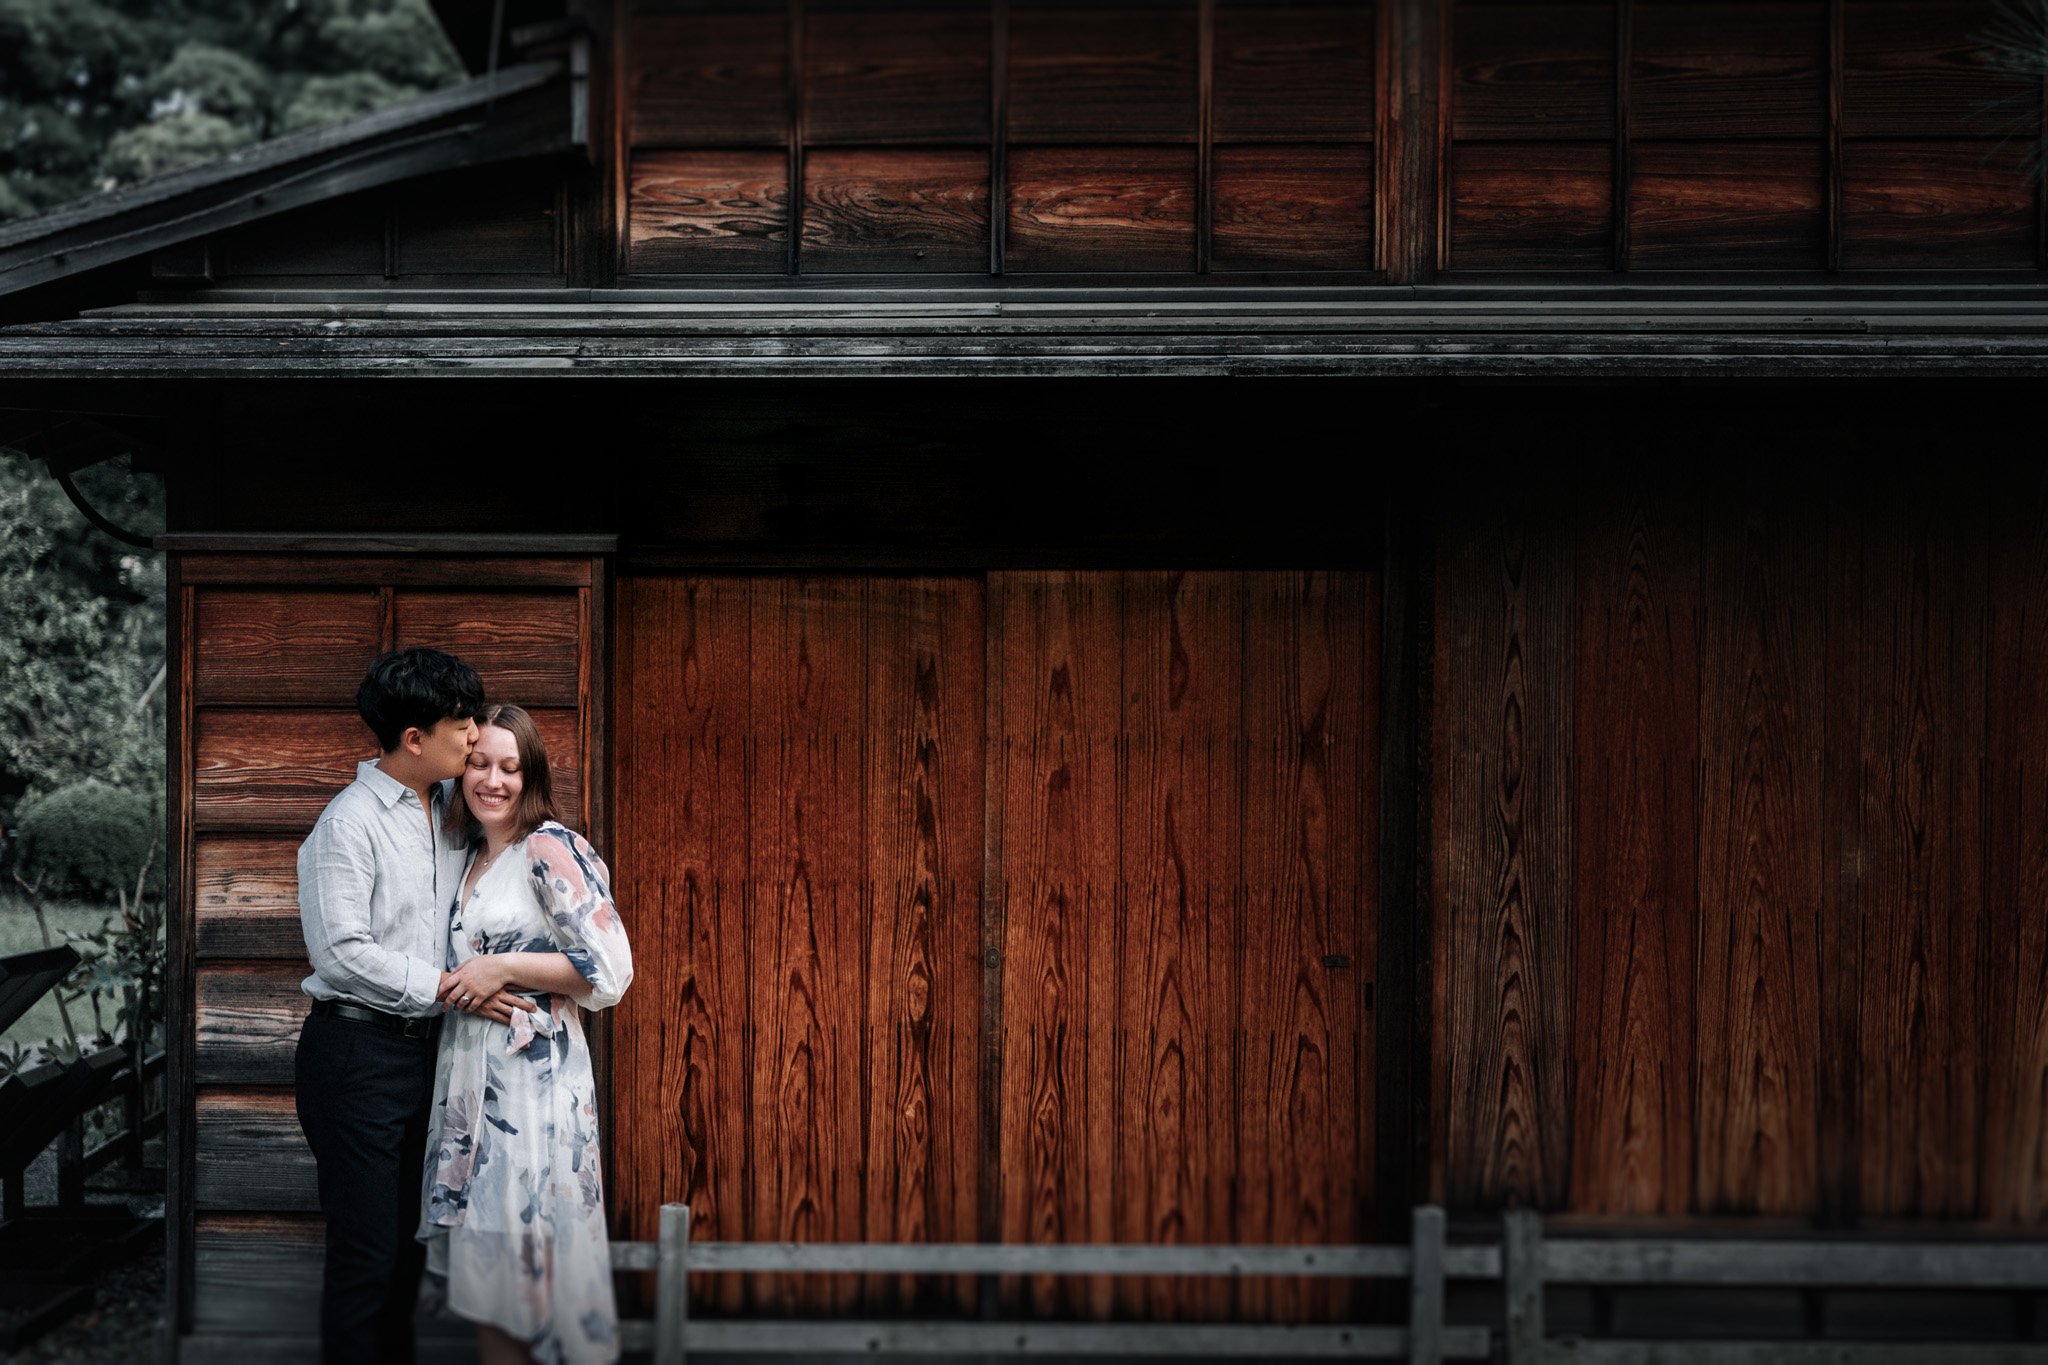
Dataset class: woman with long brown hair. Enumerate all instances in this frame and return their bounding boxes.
[416,703,633,1365]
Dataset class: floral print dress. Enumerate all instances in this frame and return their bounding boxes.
[418,822,633,1365]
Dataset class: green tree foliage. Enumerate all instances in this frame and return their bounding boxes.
[0,450,164,815]
[15,778,155,900]
[0,0,465,220]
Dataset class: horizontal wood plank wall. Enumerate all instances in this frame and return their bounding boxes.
[1432,470,2048,1225]
[176,552,601,1340]
[620,0,1378,277]
[1441,0,2043,272]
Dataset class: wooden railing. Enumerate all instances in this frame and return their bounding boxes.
[606,1208,2048,1363]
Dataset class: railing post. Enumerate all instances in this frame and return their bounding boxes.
[1409,1205,1445,1365]
[655,1201,690,1365]
[1503,1209,1544,1365]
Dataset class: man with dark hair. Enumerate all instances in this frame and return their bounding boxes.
[293,647,529,1363]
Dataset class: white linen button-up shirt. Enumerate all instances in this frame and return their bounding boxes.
[298,760,469,1018]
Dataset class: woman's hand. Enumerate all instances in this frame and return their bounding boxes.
[439,956,517,1014]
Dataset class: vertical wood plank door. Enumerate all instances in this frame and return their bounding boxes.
[612,571,1378,1320]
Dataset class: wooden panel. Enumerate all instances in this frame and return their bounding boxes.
[1840,141,2037,270]
[1114,574,1238,1319]
[1008,9,1199,142]
[1449,143,1613,271]
[747,578,869,1312]
[1985,473,2048,1225]
[195,1087,317,1212]
[527,707,585,830]
[191,1214,324,1332]
[174,554,596,590]
[805,9,990,145]
[190,588,382,706]
[610,577,756,1314]
[860,579,984,1312]
[630,11,788,147]
[1631,2,1827,139]
[1006,147,1197,273]
[194,710,369,833]
[392,169,560,276]
[994,572,1123,1316]
[1844,0,2028,138]
[217,198,384,276]
[1851,478,1987,1218]
[195,836,305,959]
[391,588,582,708]
[1568,484,1698,1217]
[1629,141,1824,270]
[628,150,789,273]
[197,963,308,1086]
[801,150,990,273]
[1451,4,1616,141]
[1236,572,1373,1319]
[1211,144,1374,271]
[1695,480,1825,1216]
[1433,490,1575,1210]
[1212,5,1376,142]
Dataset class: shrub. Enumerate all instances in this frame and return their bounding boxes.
[14,778,155,900]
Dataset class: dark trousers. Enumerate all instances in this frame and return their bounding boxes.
[293,1008,438,1365]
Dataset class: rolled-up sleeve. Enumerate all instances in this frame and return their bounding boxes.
[528,827,633,1011]
[298,816,442,1016]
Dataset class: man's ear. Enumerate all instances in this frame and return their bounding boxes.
[400,725,427,757]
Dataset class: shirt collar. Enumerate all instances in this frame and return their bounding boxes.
[357,759,419,809]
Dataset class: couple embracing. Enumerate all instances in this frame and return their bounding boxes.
[294,648,633,1365]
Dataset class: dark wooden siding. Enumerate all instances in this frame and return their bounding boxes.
[173,550,604,1341]
[610,571,1378,1319]
[1431,465,2048,1223]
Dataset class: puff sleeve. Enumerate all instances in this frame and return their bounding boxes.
[525,823,634,1011]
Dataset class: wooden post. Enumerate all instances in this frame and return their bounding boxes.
[1503,1208,1544,1365]
[57,1112,85,1208]
[655,1201,690,1365]
[1409,1204,1446,1365]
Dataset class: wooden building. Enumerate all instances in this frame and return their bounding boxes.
[2,0,2047,1357]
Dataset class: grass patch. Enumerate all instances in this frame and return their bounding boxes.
[0,892,134,1050]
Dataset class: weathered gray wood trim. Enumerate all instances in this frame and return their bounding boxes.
[1539,1240,2048,1289]
[154,533,619,555]
[1546,1347,2048,1365]
[619,1320,1491,1357]
[0,66,580,298]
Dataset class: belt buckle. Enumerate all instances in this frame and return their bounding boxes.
[401,1015,434,1040]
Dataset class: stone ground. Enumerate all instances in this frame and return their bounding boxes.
[2,1147,168,1365]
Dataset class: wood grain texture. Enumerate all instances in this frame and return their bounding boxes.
[1628,141,1824,270]
[748,578,868,1312]
[1212,5,1376,142]
[391,589,582,707]
[194,836,305,959]
[1985,471,2048,1226]
[1631,2,1827,139]
[1211,144,1374,271]
[1819,485,1865,1226]
[194,1087,317,1212]
[1433,489,1575,1210]
[1839,140,2038,270]
[1236,572,1374,1320]
[217,199,384,277]
[1116,574,1237,1319]
[191,1214,324,1332]
[1451,3,1617,141]
[861,579,984,1311]
[805,8,991,145]
[196,963,309,1086]
[610,577,756,1313]
[1850,476,1988,1219]
[993,571,1123,1317]
[1569,483,1699,1217]
[801,150,990,274]
[627,151,789,274]
[1448,143,1613,271]
[190,589,381,705]
[1008,9,1198,142]
[1694,479,1825,1217]
[174,555,595,590]
[1005,147,1198,273]
[629,11,789,147]
[1843,0,2032,138]
[193,709,370,833]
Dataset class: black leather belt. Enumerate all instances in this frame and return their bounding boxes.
[310,998,437,1040]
